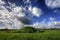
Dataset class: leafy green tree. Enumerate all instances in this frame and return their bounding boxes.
[20,26,36,33]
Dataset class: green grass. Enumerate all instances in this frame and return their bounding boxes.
[0,30,60,40]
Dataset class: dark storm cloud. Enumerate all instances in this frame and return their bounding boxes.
[16,16,32,25]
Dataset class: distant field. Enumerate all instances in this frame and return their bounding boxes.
[0,30,60,40]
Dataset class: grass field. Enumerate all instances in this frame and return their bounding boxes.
[0,30,60,40]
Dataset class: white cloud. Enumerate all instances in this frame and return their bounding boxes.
[42,18,46,23]
[0,0,25,29]
[50,17,55,21]
[11,6,25,17]
[23,0,31,4]
[53,10,60,14]
[33,22,46,29]
[48,21,60,28]
[28,7,42,17]
[33,18,60,29]
[0,0,5,5]
[45,0,60,8]
[0,0,42,29]
[47,17,60,28]
[32,7,42,17]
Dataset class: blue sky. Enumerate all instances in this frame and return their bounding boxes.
[0,0,60,29]
[3,0,60,22]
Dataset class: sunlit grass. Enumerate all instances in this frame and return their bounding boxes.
[0,30,60,40]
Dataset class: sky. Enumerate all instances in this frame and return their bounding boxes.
[0,0,60,29]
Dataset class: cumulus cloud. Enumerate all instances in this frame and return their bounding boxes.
[48,21,60,28]
[45,0,60,8]
[11,7,25,17]
[47,17,60,28]
[0,0,42,29]
[33,21,60,29]
[23,0,31,4]
[28,6,42,17]
[50,17,55,21]
[33,17,60,29]
[0,0,25,29]
[45,0,60,14]
[53,10,60,14]
[42,18,46,23]
[0,0,5,4]
[33,22,46,29]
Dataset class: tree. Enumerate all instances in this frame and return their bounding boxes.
[20,26,36,33]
